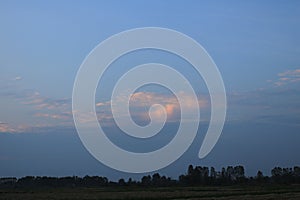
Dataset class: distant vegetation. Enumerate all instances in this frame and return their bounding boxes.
[1,165,300,188]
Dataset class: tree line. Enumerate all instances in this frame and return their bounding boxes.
[1,165,300,188]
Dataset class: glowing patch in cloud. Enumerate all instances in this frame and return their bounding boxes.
[96,91,208,124]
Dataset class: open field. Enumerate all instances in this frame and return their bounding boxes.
[1,185,300,200]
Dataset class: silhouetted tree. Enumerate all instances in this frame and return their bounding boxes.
[118,178,125,186]
[141,175,151,186]
[152,173,161,186]
[2,165,300,188]
[255,170,264,182]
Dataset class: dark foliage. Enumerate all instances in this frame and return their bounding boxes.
[1,165,300,188]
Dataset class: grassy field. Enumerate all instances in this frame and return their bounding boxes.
[1,185,300,200]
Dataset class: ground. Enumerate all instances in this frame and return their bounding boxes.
[1,185,300,200]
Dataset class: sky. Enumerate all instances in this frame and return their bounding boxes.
[0,0,300,180]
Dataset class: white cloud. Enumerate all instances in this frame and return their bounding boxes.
[13,76,22,81]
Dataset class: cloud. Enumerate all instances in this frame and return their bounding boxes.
[0,85,74,133]
[96,91,208,124]
[20,91,71,110]
[273,69,300,86]
[131,91,208,121]
[13,76,22,81]
[227,85,300,125]
[130,92,180,119]
[0,121,50,134]
[34,112,72,120]
[0,122,17,133]
[1,88,71,111]
[96,102,110,107]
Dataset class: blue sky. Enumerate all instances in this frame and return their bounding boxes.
[0,1,300,179]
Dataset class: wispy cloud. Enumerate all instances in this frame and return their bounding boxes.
[0,84,73,133]
[34,112,72,120]
[227,85,300,125]
[273,69,300,86]
[20,91,71,111]
[13,76,22,81]
[0,122,17,133]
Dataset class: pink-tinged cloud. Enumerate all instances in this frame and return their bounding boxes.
[34,112,72,120]
[1,86,73,133]
[165,104,176,116]
[0,122,16,133]
[20,91,70,111]
[96,91,208,124]
[278,69,300,77]
[275,69,300,86]
[96,102,110,107]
